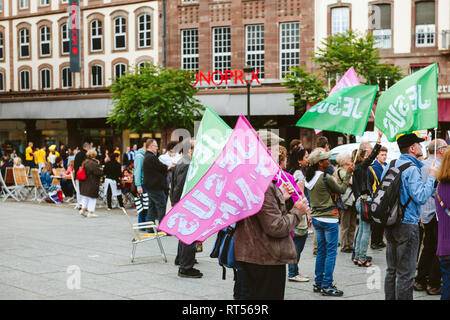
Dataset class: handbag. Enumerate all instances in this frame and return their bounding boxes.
[358,195,372,222]
[76,167,86,181]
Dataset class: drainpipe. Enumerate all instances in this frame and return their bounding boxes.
[162,0,167,68]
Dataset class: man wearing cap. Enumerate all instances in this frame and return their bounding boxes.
[233,129,310,300]
[381,133,439,300]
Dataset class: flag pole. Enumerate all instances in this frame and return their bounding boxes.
[434,128,437,156]
[280,169,304,200]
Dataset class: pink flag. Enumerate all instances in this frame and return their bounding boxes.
[158,115,280,245]
[329,66,360,96]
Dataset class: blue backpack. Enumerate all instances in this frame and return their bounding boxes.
[210,224,236,280]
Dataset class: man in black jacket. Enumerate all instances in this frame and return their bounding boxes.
[143,139,175,224]
[171,140,202,278]
[74,142,90,210]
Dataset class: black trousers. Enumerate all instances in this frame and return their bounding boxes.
[175,241,197,271]
[234,261,286,300]
[106,185,123,209]
[416,216,442,288]
[371,222,385,245]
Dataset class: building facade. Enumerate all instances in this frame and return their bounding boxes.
[0,0,159,153]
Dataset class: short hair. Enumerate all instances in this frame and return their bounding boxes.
[336,152,351,167]
[82,142,90,150]
[146,139,156,148]
[428,139,448,155]
[86,149,97,159]
[380,146,388,153]
[140,137,147,148]
[167,141,178,151]
[13,157,22,167]
[55,156,62,164]
[316,136,329,149]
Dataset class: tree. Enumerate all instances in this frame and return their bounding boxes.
[282,65,328,114]
[312,31,404,93]
[107,64,204,147]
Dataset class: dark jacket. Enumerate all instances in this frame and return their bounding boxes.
[79,158,103,198]
[170,157,190,205]
[74,149,87,178]
[143,151,168,192]
[352,143,381,199]
[103,160,122,183]
[234,182,303,265]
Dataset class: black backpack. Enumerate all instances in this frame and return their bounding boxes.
[369,160,414,227]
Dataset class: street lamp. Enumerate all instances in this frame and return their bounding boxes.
[243,65,253,124]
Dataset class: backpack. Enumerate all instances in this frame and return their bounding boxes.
[323,173,344,212]
[210,225,236,280]
[369,160,414,228]
[368,166,380,194]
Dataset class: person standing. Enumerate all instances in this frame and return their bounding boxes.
[79,149,103,218]
[159,141,181,204]
[143,139,174,224]
[368,146,388,250]
[352,130,383,267]
[74,143,89,210]
[305,149,354,296]
[434,148,450,300]
[414,139,447,295]
[233,130,310,300]
[171,140,202,278]
[36,146,47,173]
[382,133,438,300]
[25,142,34,168]
[133,138,148,224]
[104,152,124,210]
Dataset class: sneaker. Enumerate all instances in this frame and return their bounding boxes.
[178,268,203,278]
[79,209,87,217]
[413,282,426,291]
[426,286,441,295]
[87,213,98,218]
[322,284,344,297]
[313,248,317,257]
[107,207,112,211]
[313,283,322,293]
[288,274,310,282]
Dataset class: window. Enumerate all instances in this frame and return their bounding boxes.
[331,7,349,35]
[114,63,127,79]
[61,23,70,54]
[40,26,51,57]
[91,65,103,87]
[415,1,435,47]
[138,14,151,48]
[114,17,126,50]
[212,27,231,81]
[20,70,30,91]
[61,67,72,88]
[19,29,30,58]
[0,72,4,91]
[40,0,49,6]
[280,22,300,78]
[372,4,391,49]
[40,68,51,90]
[181,29,198,71]
[0,0,3,12]
[19,0,28,9]
[61,0,68,3]
[90,20,103,52]
[245,24,264,79]
[0,32,4,60]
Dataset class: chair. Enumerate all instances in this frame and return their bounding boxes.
[5,167,15,186]
[121,207,167,263]
[31,169,50,203]
[13,167,34,200]
[0,172,21,202]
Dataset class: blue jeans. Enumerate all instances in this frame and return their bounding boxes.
[312,218,339,288]
[147,189,167,223]
[288,234,307,278]
[354,199,371,261]
[440,258,450,300]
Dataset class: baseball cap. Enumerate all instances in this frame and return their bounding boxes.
[257,130,285,147]
[396,133,425,150]
[308,149,332,165]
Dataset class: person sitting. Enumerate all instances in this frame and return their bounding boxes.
[40,162,59,194]
[13,157,25,169]
[53,157,73,198]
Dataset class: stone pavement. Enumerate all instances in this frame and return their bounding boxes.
[0,201,440,300]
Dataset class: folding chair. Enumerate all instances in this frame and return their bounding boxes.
[5,167,15,186]
[31,169,50,203]
[0,172,20,202]
[121,207,167,263]
[13,167,34,200]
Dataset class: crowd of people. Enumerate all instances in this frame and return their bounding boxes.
[2,131,450,301]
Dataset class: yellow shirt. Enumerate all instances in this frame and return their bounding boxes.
[114,150,121,163]
[25,147,34,161]
[36,149,46,164]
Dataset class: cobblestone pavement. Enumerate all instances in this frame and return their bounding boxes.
[0,201,440,300]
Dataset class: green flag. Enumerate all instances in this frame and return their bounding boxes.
[181,106,232,197]
[375,63,438,142]
[296,85,378,136]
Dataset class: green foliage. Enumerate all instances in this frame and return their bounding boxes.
[282,65,328,114]
[312,31,404,89]
[107,63,204,134]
